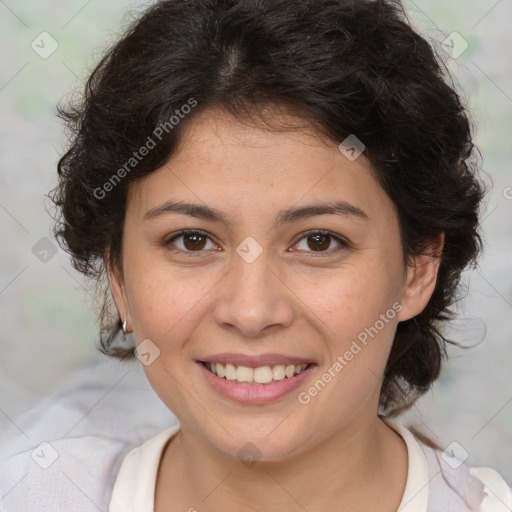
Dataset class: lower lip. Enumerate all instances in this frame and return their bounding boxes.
[197,362,315,404]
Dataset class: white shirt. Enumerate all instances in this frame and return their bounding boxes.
[109,419,512,511]
[0,353,179,512]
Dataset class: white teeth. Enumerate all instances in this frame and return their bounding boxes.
[236,365,253,383]
[272,365,286,381]
[206,362,310,384]
[296,364,307,374]
[253,366,273,384]
[225,363,237,381]
[285,365,296,378]
[216,362,226,378]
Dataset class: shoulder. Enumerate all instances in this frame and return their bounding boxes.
[423,442,512,511]
[0,434,129,512]
[385,419,512,512]
[109,424,181,512]
[470,467,512,511]
[0,355,177,511]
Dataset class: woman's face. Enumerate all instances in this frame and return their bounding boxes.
[109,109,438,461]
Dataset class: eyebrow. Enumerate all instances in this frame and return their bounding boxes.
[143,200,369,226]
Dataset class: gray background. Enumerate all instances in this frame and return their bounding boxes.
[0,0,511,482]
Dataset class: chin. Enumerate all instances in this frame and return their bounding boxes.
[198,418,310,464]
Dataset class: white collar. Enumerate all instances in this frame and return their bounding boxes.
[109,420,430,511]
[109,423,180,511]
[384,418,429,511]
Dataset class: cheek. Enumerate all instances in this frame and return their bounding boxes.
[293,279,398,437]
[125,253,218,343]
[296,261,400,346]
[125,262,217,416]
[293,262,400,400]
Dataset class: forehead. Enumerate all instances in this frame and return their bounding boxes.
[126,109,397,229]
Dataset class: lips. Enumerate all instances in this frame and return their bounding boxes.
[196,353,316,404]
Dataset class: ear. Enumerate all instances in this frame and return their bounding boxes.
[105,249,131,331]
[397,233,444,322]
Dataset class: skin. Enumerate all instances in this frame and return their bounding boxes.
[108,108,442,511]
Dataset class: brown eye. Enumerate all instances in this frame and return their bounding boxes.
[182,233,207,250]
[307,233,330,251]
[294,231,347,254]
[166,230,216,252]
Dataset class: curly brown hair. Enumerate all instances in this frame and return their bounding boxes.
[50,0,484,416]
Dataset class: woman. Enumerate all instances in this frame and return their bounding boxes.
[49,0,511,510]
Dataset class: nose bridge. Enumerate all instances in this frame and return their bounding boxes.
[213,240,294,337]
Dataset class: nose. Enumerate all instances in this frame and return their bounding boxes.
[213,248,294,338]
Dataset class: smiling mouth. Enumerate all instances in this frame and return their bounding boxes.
[199,361,314,385]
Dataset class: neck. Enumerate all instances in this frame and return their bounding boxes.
[156,414,408,511]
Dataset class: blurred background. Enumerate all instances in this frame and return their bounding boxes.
[0,0,511,482]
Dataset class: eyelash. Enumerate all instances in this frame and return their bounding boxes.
[164,229,349,257]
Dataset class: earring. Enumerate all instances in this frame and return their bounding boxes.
[122,318,127,334]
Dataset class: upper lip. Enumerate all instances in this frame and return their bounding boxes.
[198,353,314,368]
